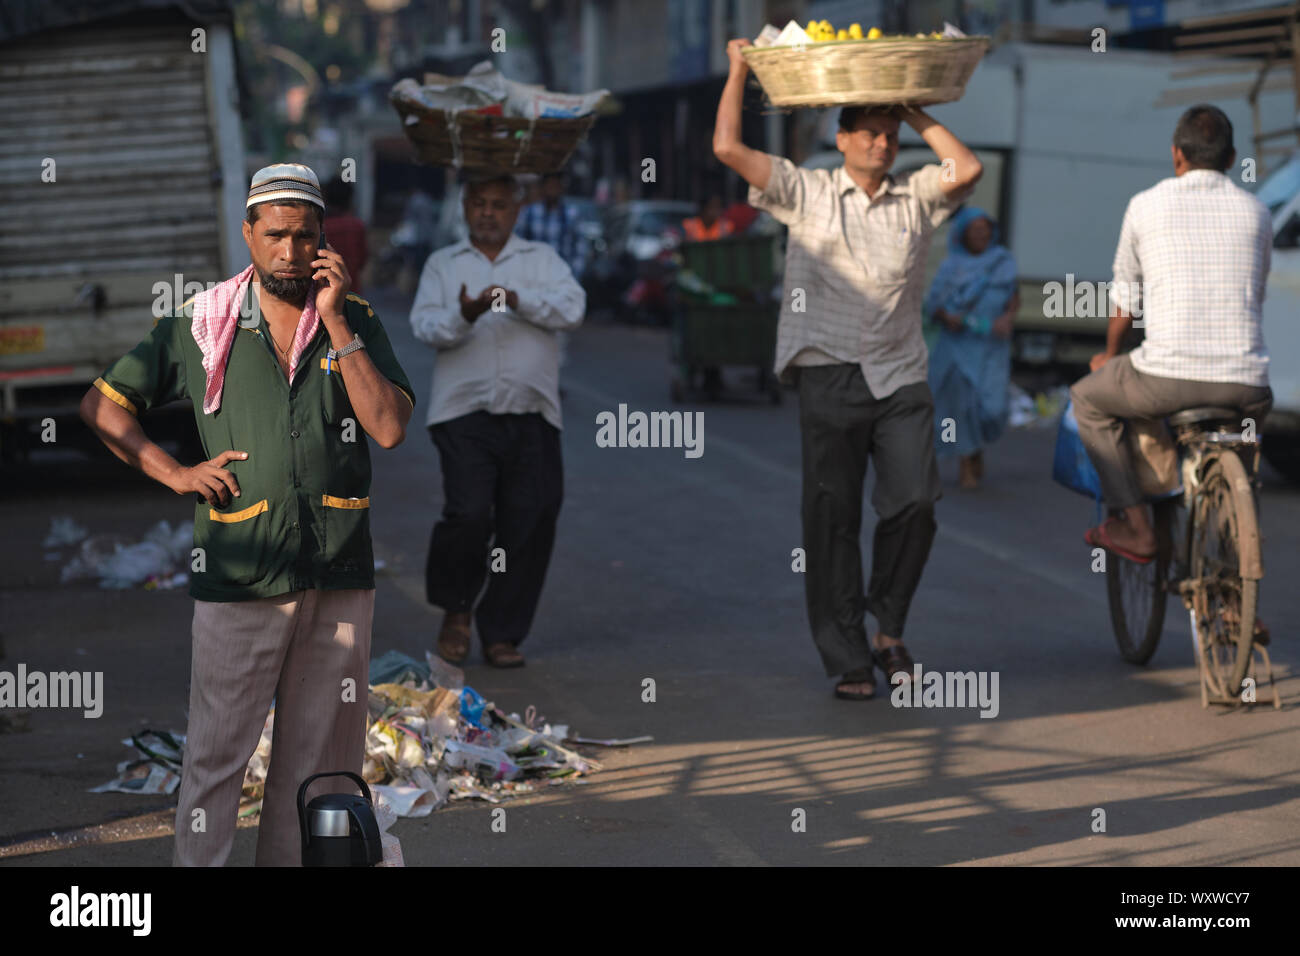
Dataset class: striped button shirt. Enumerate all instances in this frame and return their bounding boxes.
[748,155,970,397]
[1111,169,1271,386]
[516,200,585,277]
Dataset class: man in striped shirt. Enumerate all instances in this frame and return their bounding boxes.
[1072,104,1273,562]
[714,37,982,701]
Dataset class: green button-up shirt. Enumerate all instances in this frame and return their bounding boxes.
[94,289,415,603]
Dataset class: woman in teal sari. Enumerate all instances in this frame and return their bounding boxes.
[925,207,1020,489]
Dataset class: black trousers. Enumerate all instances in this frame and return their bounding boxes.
[797,365,941,677]
[426,411,563,647]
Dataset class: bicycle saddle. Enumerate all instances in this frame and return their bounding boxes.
[1167,406,1241,428]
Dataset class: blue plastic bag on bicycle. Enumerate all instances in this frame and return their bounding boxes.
[1052,400,1104,500]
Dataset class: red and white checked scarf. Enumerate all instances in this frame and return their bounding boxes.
[191,264,320,414]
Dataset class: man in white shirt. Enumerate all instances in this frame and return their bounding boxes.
[410,174,585,667]
[1072,105,1273,562]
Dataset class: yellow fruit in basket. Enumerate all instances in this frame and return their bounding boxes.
[848,23,863,39]
[867,27,882,40]
[836,29,848,40]
[821,20,832,32]
[806,20,817,35]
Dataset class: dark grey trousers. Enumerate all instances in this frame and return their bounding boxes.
[797,364,942,677]
[1071,355,1272,509]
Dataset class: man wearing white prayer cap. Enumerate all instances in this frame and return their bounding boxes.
[80,161,416,865]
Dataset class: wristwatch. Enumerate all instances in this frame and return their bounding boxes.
[325,334,364,374]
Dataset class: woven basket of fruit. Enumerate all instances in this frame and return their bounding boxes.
[742,20,989,108]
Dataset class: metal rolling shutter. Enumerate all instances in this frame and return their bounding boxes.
[0,16,225,374]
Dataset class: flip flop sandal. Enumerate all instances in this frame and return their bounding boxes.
[873,643,916,683]
[834,666,876,701]
[1084,518,1155,565]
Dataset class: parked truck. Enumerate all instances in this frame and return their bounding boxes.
[0,0,248,463]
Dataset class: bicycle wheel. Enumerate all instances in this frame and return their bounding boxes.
[1190,451,1260,699]
[1106,498,1175,664]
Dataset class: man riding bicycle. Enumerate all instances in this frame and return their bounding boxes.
[1072,104,1273,563]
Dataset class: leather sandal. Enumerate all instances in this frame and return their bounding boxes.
[873,643,915,683]
[437,616,471,664]
[834,666,877,701]
[484,642,525,669]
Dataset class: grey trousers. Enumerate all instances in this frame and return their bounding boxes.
[174,589,374,866]
[797,365,942,677]
[1070,354,1272,509]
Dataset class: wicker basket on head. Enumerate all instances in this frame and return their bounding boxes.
[391,95,598,174]
[741,36,990,108]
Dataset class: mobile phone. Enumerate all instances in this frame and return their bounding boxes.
[318,226,327,249]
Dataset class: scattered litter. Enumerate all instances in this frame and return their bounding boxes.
[90,730,185,795]
[94,651,636,822]
[60,520,192,590]
[43,516,89,549]
[239,707,275,812]
[1008,383,1070,428]
[568,735,654,747]
[372,790,405,866]
[425,651,464,691]
[368,649,430,686]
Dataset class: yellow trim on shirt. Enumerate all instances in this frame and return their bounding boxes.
[323,494,370,509]
[319,356,415,407]
[346,292,376,317]
[93,377,138,416]
[208,498,269,523]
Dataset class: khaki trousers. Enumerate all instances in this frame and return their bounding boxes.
[1071,355,1272,509]
[173,588,374,866]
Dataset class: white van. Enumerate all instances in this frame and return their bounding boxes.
[1255,152,1300,481]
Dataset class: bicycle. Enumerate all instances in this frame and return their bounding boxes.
[1105,406,1280,709]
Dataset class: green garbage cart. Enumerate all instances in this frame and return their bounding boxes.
[671,233,782,404]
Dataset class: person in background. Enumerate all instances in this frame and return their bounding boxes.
[722,195,759,234]
[322,177,369,294]
[925,207,1019,489]
[1073,104,1272,563]
[680,193,737,393]
[411,174,585,669]
[714,37,981,702]
[516,170,583,371]
[682,194,736,241]
[517,170,584,279]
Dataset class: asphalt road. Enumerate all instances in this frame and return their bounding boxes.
[3,286,1299,866]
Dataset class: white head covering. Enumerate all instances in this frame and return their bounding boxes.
[246,162,324,210]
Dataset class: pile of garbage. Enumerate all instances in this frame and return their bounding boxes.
[391,61,607,121]
[356,650,602,816]
[1008,383,1070,428]
[47,516,191,590]
[94,650,641,820]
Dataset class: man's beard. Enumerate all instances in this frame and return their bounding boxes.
[254,264,312,306]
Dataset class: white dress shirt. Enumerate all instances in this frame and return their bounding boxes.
[410,233,585,429]
[1111,169,1270,387]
